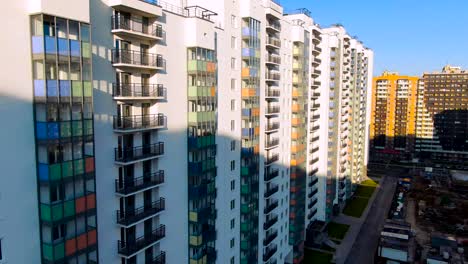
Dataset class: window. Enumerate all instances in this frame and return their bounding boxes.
[230,257,235,264]
[231,120,235,131]
[231,180,235,190]
[231,99,236,111]
[230,160,235,171]
[52,224,65,241]
[231,57,236,69]
[0,238,3,260]
[231,78,236,91]
[230,238,235,248]
[230,219,235,229]
[231,15,237,28]
[231,36,237,49]
[230,140,236,151]
[230,199,235,209]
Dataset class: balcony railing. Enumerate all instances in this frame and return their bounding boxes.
[265,138,279,148]
[116,198,165,226]
[112,49,164,69]
[265,87,280,97]
[265,168,279,181]
[266,37,281,48]
[266,154,279,165]
[310,147,319,154]
[115,170,164,195]
[263,244,278,261]
[118,224,165,256]
[113,83,165,99]
[309,167,318,176]
[309,177,318,187]
[264,201,278,214]
[111,15,163,39]
[308,198,318,209]
[307,209,318,219]
[264,185,279,198]
[310,157,319,165]
[150,251,166,264]
[265,122,279,132]
[265,54,281,64]
[263,231,278,246]
[265,106,280,115]
[265,72,280,81]
[113,114,166,132]
[266,21,281,31]
[115,142,164,163]
[263,215,278,229]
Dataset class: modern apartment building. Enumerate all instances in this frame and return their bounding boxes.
[0,1,373,264]
[370,72,419,161]
[415,66,468,164]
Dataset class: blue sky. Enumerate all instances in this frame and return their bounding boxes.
[281,0,468,76]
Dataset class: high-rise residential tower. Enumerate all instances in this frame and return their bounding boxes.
[0,1,373,263]
[370,72,419,161]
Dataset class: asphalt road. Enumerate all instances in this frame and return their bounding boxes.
[344,169,400,264]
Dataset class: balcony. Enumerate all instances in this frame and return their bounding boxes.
[310,147,319,154]
[310,136,319,143]
[308,188,318,198]
[310,125,319,132]
[310,157,319,165]
[112,49,164,70]
[307,209,318,220]
[265,106,280,115]
[263,231,278,246]
[118,225,165,257]
[116,198,165,226]
[311,92,320,99]
[265,122,279,133]
[265,154,279,165]
[113,83,165,101]
[311,114,320,120]
[265,87,280,98]
[266,37,281,49]
[111,15,163,41]
[309,177,318,188]
[263,215,278,229]
[264,185,279,198]
[263,244,278,261]
[265,168,279,181]
[309,167,318,176]
[266,21,281,32]
[264,201,278,214]
[113,114,166,133]
[265,71,280,81]
[265,54,281,65]
[150,251,166,264]
[308,198,318,209]
[115,170,164,196]
[265,138,279,149]
[109,0,162,17]
[114,142,164,165]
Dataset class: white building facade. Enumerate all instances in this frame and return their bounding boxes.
[0,1,372,264]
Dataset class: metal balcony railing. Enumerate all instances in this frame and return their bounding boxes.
[264,185,279,198]
[116,198,165,226]
[117,225,165,256]
[113,83,165,98]
[150,251,166,264]
[265,138,279,148]
[263,231,278,246]
[266,106,280,114]
[111,15,163,38]
[113,114,166,131]
[263,245,278,261]
[115,142,164,163]
[265,168,279,181]
[264,201,278,214]
[266,37,281,48]
[265,122,280,132]
[115,170,164,195]
[265,54,281,64]
[263,215,278,229]
[266,154,279,165]
[112,49,164,68]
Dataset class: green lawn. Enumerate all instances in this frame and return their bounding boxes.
[326,222,350,240]
[304,249,333,264]
[343,197,370,218]
[361,179,379,187]
[354,185,376,198]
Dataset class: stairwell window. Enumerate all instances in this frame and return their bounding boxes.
[0,238,3,260]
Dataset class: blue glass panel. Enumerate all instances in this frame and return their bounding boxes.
[36,122,47,140]
[34,80,46,97]
[242,27,250,37]
[38,163,49,181]
[242,48,250,57]
[32,36,44,54]
[57,38,69,56]
[242,109,250,116]
[47,80,58,97]
[47,122,59,139]
[59,80,71,97]
[70,40,80,57]
[250,68,257,77]
[44,36,56,54]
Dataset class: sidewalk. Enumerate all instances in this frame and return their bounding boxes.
[332,176,385,264]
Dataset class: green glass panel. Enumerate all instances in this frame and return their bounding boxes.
[84,119,93,135]
[241,166,249,175]
[240,223,249,232]
[52,203,63,221]
[82,42,91,58]
[62,161,73,179]
[241,185,249,195]
[54,242,65,260]
[74,159,84,175]
[40,204,52,222]
[83,81,92,97]
[42,243,54,261]
[241,204,250,213]
[49,163,62,181]
[188,86,198,97]
[188,60,197,71]
[72,121,83,136]
[72,81,82,97]
[60,122,71,138]
[240,240,249,250]
[63,200,75,217]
